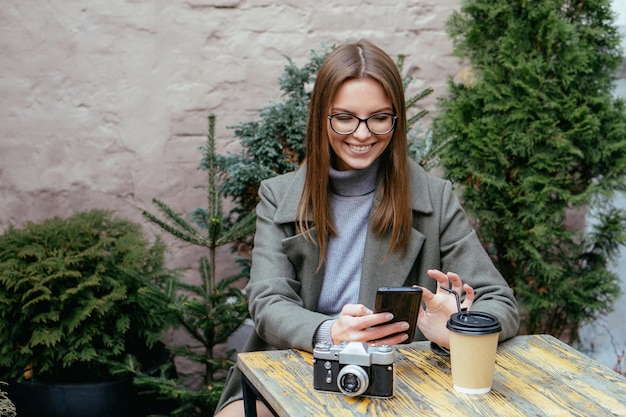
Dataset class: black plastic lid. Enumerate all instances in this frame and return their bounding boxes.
[446,311,502,335]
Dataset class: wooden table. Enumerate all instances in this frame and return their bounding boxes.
[237,335,626,416]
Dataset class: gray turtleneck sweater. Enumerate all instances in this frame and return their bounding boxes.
[314,159,379,344]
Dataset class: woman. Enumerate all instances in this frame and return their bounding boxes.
[214,40,519,417]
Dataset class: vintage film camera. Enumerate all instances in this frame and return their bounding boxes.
[313,341,394,397]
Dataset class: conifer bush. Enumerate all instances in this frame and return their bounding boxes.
[0,209,176,383]
[432,0,626,341]
[0,383,16,417]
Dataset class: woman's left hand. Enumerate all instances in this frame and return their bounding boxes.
[417,269,475,349]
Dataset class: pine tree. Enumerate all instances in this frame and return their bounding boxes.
[137,115,253,416]
[433,0,626,341]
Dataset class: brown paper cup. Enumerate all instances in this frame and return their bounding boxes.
[449,332,499,393]
[447,311,502,394]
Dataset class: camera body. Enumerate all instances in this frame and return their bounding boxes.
[313,341,394,398]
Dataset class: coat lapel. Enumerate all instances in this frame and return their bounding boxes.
[358,227,425,309]
[272,167,324,310]
[358,160,434,309]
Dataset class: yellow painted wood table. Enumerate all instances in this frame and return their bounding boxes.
[237,334,626,416]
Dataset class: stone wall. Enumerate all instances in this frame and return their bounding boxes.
[0,0,464,276]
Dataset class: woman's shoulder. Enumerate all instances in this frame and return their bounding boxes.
[405,159,456,215]
[407,159,450,190]
[261,165,306,192]
[257,166,306,217]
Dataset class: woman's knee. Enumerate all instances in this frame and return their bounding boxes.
[213,399,273,417]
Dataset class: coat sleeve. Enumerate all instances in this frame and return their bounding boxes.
[246,178,330,351]
[435,179,520,341]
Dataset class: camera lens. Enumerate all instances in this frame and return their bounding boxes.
[337,365,369,396]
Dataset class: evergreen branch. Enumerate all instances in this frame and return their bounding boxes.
[406,86,434,109]
[0,382,17,417]
[407,109,429,129]
[142,200,208,247]
[216,211,257,247]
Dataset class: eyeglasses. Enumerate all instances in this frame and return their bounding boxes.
[328,112,397,135]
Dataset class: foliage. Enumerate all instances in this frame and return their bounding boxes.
[0,209,177,383]
[432,0,626,341]
[0,383,16,417]
[138,114,253,417]
[217,46,437,224]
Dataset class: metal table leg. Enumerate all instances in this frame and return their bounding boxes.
[241,374,279,417]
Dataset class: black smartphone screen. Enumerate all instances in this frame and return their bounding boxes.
[373,286,423,344]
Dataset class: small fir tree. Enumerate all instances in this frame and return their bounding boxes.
[137,115,253,417]
[432,0,626,341]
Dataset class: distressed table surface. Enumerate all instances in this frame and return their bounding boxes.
[237,335,626,417]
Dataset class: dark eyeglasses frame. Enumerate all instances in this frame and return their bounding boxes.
[327,112,398,135]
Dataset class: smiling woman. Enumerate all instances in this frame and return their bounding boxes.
[214,40,519,417]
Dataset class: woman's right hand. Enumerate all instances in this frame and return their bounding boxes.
[330,304,410,346]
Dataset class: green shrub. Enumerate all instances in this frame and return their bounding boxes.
[0,382,16,417]
[0,209,177,383]
[432,0,626,341]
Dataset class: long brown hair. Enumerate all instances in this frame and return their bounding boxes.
[297,40,412,269]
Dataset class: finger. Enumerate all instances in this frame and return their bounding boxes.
[419,286,435,304]
[463,283,475,300]
[447,272,463,292]
[427,269,451,287]
[461,284,475,310]
[418,287,436,315]
[360,312,395,328]
[333,313,399,343]
[340,304,373,317]
[372,332,409,347]
[368,322,410,344]
[339,312,395,335]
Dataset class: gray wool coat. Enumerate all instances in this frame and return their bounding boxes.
[215,159,519,413]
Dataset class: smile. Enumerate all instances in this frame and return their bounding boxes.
[349,144,373,151]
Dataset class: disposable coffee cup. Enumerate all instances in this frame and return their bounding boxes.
[446,311,502,394]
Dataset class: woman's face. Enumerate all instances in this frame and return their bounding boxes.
[327,77,394,171]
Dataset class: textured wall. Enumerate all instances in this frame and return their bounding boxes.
[0,1,464,273]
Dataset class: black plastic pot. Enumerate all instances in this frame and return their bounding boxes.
[8,377,136,417]
[6,344,176,417]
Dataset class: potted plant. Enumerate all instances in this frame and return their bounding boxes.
[0,209,179,417]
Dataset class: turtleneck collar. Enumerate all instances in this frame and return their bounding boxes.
[329,158,380,197]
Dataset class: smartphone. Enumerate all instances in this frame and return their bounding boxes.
[373,286,423,344]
